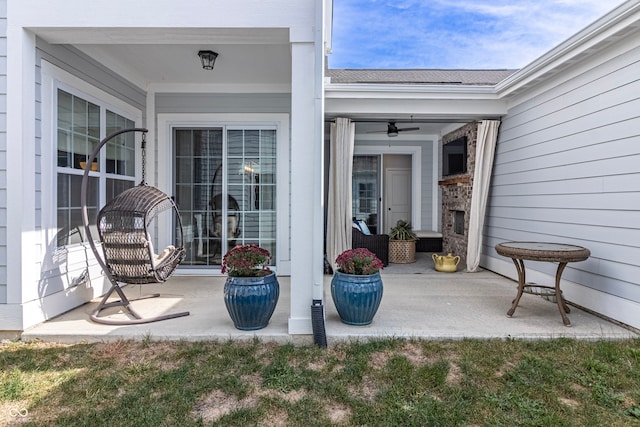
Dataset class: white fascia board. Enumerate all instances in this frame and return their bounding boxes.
[15,0,313,31]
[496,1,640,97]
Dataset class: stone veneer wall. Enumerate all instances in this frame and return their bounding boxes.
[439,122,477,267]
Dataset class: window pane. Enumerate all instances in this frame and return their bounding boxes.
[106,179,135,203]
[57,90,101,172]
[58,90,72,132]
[57,130,72,168]
[105,111,136,176]
[57,174,98,246]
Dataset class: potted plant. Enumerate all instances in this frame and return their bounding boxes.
[331,248,384,325]
[388,219,417,264]
[221,244,280,330]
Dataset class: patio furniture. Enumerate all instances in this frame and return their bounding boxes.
[414,230,443,252]
[81,128,190,325]
[495,241,590,326]
[352,228,389,266]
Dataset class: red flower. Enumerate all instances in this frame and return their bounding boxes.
[222,244,272,277]
[335,248,383,275]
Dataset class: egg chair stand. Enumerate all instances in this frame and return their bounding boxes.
[81,128,190,325]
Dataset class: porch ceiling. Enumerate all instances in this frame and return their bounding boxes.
[34,28,292,89]
[75,44,292,89]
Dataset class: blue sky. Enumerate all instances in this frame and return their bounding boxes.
[329,0,624,69]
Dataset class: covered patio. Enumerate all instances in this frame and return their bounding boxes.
[22,254,637,343]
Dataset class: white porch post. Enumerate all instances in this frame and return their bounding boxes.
[4,26,37,330]
[288,35,323,334]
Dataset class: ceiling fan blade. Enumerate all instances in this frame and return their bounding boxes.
[397,127,420,132]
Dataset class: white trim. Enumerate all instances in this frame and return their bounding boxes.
[6,27,36,306]
[354,145,422,230]
[432,138,440,231]
[157,113,291,276]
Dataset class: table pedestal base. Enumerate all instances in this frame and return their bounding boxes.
[506,259,572,326]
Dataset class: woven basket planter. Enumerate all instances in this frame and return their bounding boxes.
[389,240,416,264]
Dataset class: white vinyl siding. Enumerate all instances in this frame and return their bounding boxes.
[483,41,640,328]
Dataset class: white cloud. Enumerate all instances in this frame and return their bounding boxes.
[330,0,624,69]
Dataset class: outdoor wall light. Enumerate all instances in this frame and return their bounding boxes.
[197,50,219,70]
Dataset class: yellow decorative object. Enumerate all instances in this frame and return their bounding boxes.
[80,161,98,171]
[432,253,460,272]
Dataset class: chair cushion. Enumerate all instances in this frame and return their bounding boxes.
[352,219,372,235]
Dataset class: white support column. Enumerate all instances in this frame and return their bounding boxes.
[288,40,322,335]
[5,26,37,329]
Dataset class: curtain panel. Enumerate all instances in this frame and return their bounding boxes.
[326,118,355,270]
[466,120,501,272]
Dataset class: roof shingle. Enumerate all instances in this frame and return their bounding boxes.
[326,68,518,85]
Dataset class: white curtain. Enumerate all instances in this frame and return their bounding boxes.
[466,120,501,272]
[326,118,355,270]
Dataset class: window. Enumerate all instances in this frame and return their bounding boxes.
[56,89,136,247]
[352,155,380,234]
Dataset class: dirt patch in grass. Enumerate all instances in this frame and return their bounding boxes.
[349,374,379,402]
[92,340,182,371]
[401,341,430,366]
[446,359,463,385]
[559,397,581,408]
[192,389,258,423]
[369,350,392,370]
[325,401,352,423]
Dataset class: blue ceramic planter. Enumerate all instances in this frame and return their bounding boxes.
[224,272,280,330]
[331,271,383,325]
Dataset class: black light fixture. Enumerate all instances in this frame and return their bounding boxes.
[197,50,218,70]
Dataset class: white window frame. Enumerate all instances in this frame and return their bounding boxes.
[40,61,143,270]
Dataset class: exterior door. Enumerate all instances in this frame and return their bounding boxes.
[384,168,411,233]
[174,127,277,268]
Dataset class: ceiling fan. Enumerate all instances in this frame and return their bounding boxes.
[368,122,420,137]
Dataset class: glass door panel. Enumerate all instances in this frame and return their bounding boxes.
[352,155,380,234]
[174,128,223,266]
[227,129,277,259]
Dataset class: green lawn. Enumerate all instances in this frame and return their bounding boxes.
[1,338,639,426]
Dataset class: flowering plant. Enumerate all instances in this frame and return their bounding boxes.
[222,244,272,277]
[335,248,383,275]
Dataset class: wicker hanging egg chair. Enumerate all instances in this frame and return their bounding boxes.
[81,128,189,325]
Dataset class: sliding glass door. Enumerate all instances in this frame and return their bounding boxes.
[174,127,277,267]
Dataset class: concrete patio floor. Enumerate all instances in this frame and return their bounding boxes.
[22,254,637,344]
